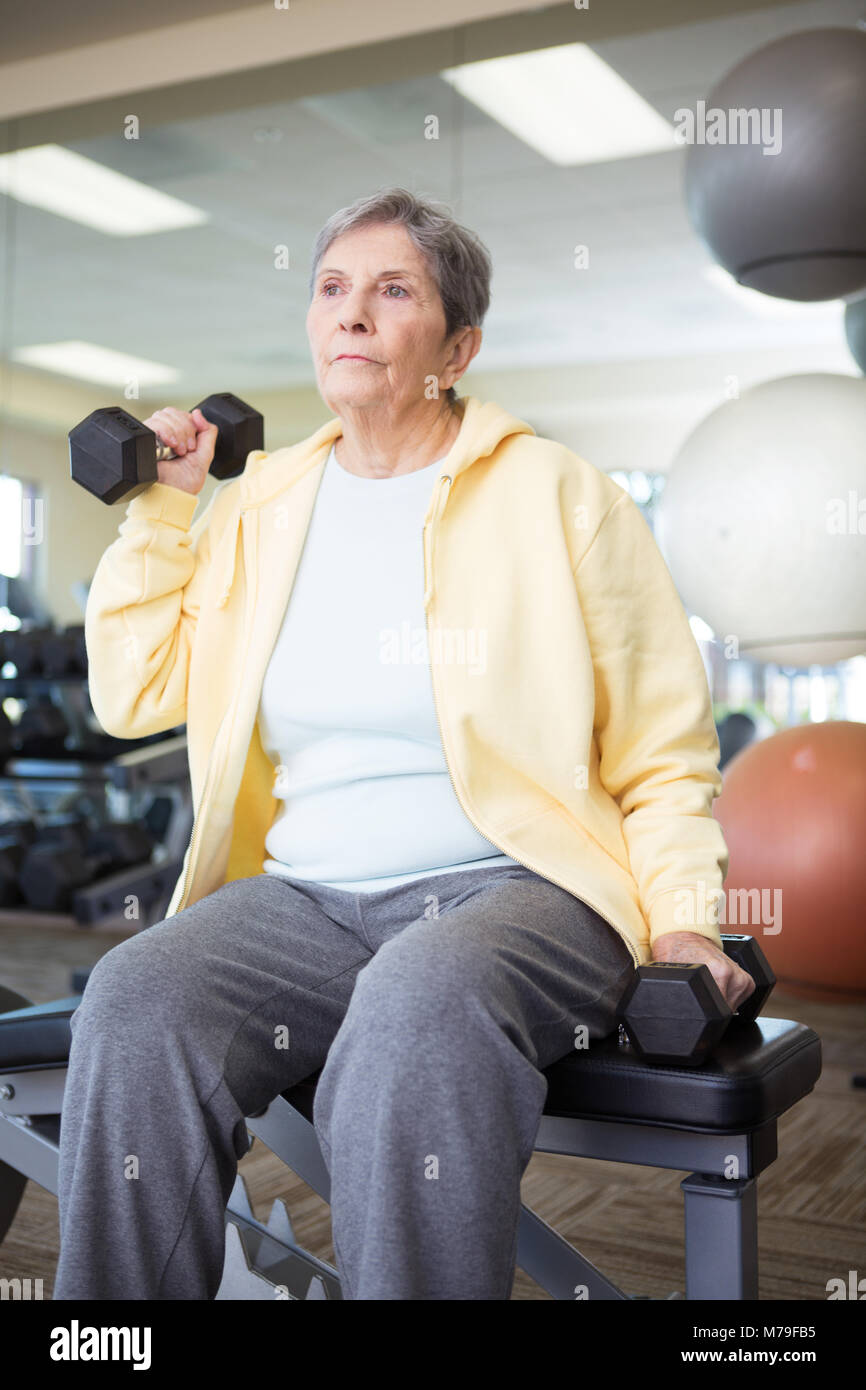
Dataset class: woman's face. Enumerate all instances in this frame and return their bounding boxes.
[306,221,468,416]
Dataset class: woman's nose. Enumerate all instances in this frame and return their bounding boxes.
[337,291,372,332]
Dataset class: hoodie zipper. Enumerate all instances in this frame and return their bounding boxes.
[177,508,258,912]
[176,728,223,912]
[423,473,641,970]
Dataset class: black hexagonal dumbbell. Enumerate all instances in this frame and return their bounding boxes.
[18,822,155,913]
[616,934,775,1067]
[69,392,264,504]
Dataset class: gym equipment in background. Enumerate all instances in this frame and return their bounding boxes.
[617,935,775,1066]
[0,841,25,907]
[5,701,160,762]
[0,935,823,1301]
[0,625,86,680]
[1,692,177,766]
[0,628,55,677]
[0,810,185,926]
[69,393,264,504]
[716,711,757,770]
[845,293,866,374]
[684,27,866,301]
[654,373,866,666]
[0,818,89,908]
[18,823,155,913]
[714,720,866,1002]
[0,574,51,629]
[11,702,71,758]
[40,627,87,679]
[0,708,12,768]
[0,726,193,928]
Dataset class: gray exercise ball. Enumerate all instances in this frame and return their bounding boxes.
[684,27,866,301]
[845,296,866,373]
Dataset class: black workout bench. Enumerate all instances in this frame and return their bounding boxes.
[0,982,821,1300]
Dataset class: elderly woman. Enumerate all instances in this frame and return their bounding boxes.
[54,188,751,1302]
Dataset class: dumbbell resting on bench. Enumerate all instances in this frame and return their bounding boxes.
[617,934,775,1067]
[69,392,264,504]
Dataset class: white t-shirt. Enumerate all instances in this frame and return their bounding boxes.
[258,442,519,891]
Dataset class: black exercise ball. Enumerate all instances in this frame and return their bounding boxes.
[684,27,866,301]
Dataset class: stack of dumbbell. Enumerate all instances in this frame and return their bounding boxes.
[0,624,173,764]
[0,814,155,916]
[0,626,84,766]
[0,625,88,681]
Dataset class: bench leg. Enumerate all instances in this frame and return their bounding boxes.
[681,1172,758,1300]
[0,1157,28,1244]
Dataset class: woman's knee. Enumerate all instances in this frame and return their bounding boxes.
[72,930,191,1033]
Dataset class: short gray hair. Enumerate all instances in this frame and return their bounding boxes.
[308,187,491,405]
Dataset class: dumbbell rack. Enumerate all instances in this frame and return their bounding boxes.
[1,659,193,929]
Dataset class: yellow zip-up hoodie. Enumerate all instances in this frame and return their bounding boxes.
[84,395,729,968]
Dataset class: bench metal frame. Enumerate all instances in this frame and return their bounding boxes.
[0,1060,775,1300]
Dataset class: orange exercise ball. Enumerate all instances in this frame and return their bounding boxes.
[713,720,866,1002]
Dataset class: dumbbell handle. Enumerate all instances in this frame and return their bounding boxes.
[644,934,773,1018]
[720,932,775,1021]
[153,438,181,463]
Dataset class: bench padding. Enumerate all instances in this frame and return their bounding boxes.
[0,997,821,1135]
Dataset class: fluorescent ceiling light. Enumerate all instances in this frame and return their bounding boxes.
[13,341,180,389]
[0,144,208,235]
[441,43,678,165]
[703,265,846,319]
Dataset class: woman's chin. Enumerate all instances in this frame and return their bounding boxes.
[325,382,385,412]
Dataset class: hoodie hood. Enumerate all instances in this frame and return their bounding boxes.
[213,395,535,607]
[241,394,534,503]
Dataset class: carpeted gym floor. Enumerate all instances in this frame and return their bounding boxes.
[0,913,863,1300]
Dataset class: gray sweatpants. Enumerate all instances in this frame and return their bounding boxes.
[53,864,634,1301]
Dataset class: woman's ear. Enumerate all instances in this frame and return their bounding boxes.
[443,325,482,391]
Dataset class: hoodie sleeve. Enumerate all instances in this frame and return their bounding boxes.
[83,481,222,740]
[573,489,730,950]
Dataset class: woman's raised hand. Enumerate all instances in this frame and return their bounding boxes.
[143,407,219,496]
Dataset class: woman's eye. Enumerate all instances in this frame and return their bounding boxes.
[385,285,407,297]
[322,283,339,296]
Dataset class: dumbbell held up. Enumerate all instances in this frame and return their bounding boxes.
[69,392,264,504]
